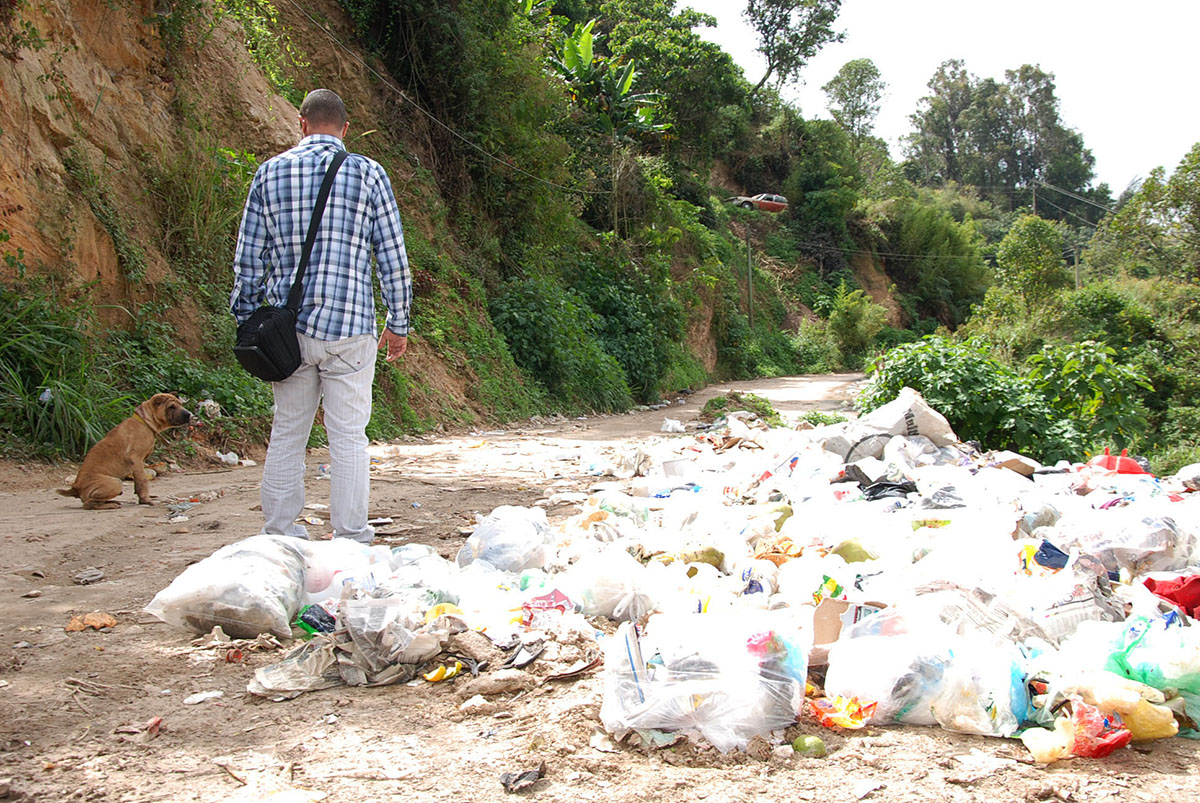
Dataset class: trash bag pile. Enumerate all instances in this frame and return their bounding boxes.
[146,386,1200,761]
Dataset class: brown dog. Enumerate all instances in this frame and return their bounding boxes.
[57,393,193,509]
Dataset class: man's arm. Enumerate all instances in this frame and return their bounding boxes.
[229,169,270,323]
[369,165,413,355]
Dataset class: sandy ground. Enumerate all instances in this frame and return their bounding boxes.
[1,373,1198,803]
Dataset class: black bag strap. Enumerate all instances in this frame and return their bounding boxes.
[285,149,349,313]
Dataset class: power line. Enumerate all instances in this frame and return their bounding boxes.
[791,238,984,262]
[276,0,609,196]
[1036,180,1115,213]
[1034,194,1098,229]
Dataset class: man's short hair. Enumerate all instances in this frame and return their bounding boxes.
[300,89,348,127]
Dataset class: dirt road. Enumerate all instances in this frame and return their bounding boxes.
[1,372,1196,802]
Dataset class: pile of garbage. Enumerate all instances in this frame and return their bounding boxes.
[145,387,1200,763]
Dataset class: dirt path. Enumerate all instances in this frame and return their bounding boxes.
[0,373,1196,803]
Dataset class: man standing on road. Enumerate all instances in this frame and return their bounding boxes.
[231,88,411,544]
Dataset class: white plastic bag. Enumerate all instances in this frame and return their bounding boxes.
[145,535,306,639]
[601,611,810,753]
[569,550,656,621]
[456,506,552,572]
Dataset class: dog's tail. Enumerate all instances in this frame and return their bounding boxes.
[56,487,79,498]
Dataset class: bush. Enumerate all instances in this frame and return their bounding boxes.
[861,337,1082,462]
[489,277,632,412]
[701,391,782,427]
[1025,341,1151,451]
[827,282,886,365]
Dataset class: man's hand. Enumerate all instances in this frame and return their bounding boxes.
[378,328,408,362]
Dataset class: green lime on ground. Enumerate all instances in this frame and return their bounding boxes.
[792,734,827,757]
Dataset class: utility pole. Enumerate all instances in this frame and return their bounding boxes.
[1074,249,1080,290]
[1032,183,1037,216]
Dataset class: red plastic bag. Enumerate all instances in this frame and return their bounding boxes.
[1070,698,1132,758]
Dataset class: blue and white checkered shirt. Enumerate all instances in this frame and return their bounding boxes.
[231,134,411,339]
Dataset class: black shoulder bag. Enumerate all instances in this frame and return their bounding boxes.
[234,149,349,382]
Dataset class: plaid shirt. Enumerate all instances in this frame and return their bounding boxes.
[231,134,411,339]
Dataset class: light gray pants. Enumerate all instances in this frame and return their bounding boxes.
[261,332,376,543]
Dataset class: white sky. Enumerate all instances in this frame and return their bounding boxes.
[682,0,1200,193]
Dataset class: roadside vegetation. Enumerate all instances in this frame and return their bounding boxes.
[0,0,1196,471]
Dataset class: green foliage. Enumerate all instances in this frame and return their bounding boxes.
[822,58,885,146]
[861,337,1082,461]
[904,60,1107,221]
[598,0,746,159]
[1025,341,1152,450]
[1086,142,1200,279]
[566,250,683,402]
[701,390,782,427]
[0,283,133,458]
[147,139,258,333]
[799,408,847,426]
[826,282,885,364]
[549,18,668,139]
[780,118,861,273]
[1,0,46,61]
[864,196,988,325]
[62,149,148,284]
[744,0,844,96]
[790,320,839,372]
[214,0,309,105]
[658,342,707,393]
[995,214,1070,306]
[490,276,633,412]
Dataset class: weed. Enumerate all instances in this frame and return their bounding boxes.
[799,409,847,427]
[701,391,782,427]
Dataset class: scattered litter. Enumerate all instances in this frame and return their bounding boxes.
[661,418,685,433]
[73,568,104,585]
[65,612,117,632]
[791,734,826,756]
[138,385,1200,765]
[21,590,41,598]
[499,761,545,794]
[589,729,620,753]
[182,690,224,705]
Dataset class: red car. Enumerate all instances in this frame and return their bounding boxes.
[726,193,789,213]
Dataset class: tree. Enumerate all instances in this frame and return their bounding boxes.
[744,0,843,98]
[822,57,885,148]
[1085,142,1200,278]
[905,61,1100,219]
[995,214,1070,305]
[598,0,747,159]
[904,59,974,185]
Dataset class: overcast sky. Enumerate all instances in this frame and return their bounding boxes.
[682,0,1200,193]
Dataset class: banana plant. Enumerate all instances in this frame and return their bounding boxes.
[518,0,553,23]
[548,19,668,141]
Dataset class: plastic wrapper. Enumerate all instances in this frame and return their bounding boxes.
[1020,717,1075,764]
[1105,614,1200,718]
[601,611,810,753]
[1069,698,1132,757]
[1051,510,1193,574]
[145,535,306,639]
[569,551,656,622]
[808,695,876,729]
[294,538,393,605]
[456,506,552,572]
[825,591,1034,736]
[339,597,425,672]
